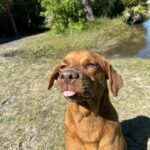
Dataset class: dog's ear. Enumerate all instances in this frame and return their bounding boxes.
[104,60,123,97]
[48,64,61,90]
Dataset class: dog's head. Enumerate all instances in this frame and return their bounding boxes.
[48,50,123,102]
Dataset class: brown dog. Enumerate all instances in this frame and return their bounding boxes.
[48,50,127,150]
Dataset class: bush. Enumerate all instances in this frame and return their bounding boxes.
[121,0,147,7]
[40,0,84,33]
[40,0,125,33]
[122,0,148,24]
[123,4,147,17]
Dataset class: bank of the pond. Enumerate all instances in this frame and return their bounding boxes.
[12,18,132,61]
[104,18,150,58]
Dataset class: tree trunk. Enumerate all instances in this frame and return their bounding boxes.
[5,1,18,36]
[82,0,95,21]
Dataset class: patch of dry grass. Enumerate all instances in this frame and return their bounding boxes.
[0,58,66,149]
[0,56,150,149]
[110,58,150,120]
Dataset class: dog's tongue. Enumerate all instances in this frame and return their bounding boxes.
[63,91,76,97]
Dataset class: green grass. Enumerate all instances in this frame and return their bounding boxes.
[17,17,131,61]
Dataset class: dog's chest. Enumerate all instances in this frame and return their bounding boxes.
[77,115,104,143]
[65,105,104,143]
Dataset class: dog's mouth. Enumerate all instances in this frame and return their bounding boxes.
[63,91,76,97]
[56,73,95,102]
[62,89,93,102]
[63,90,78,101]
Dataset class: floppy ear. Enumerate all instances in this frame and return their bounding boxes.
[48,64,61,90]
[104,61,123,97]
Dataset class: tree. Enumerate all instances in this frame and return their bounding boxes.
[0,0,18,36]
[92,0,124,17]
[12,0,44,33]
[5,0,18,36]
[0,0,45,36]
[40,0,85,32]
[82,0,95,21]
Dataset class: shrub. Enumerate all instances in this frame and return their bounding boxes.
[40,0,84,33]
[40,0,124,33]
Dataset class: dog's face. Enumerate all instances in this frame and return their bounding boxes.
[48,50,123,102]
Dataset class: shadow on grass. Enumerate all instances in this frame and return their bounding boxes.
[121,116,150,150]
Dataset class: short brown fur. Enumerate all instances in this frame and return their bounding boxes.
[48,50,127,150]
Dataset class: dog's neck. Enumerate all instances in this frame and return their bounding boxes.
[65,88,119,145]
[67,88,118,122]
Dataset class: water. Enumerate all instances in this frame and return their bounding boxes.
[104,19,150,58]
[137,19,150,58]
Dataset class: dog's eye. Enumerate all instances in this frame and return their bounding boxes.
[85,63,97,68]
[61,64,67,69]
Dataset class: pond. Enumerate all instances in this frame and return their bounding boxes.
[104,19,150,58]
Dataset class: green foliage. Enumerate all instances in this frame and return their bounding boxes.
[0,0,148,35]
[132,4,147,15]
[39,0,148,32]
[122,0,147,18]
[121,0,147,7]
[92,0,124,17]
[40,0,84,33]
[40,0,125,33]
[123,4,147,16]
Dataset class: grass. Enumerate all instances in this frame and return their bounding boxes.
[0,17,150,149]
[17,17,132,61]
[0,57,150,150]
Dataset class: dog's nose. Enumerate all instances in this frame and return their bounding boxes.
[59,70,79,84]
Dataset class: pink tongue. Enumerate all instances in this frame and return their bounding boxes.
[63,91,76,97]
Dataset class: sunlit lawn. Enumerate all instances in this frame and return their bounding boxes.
[0,17,149,149]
